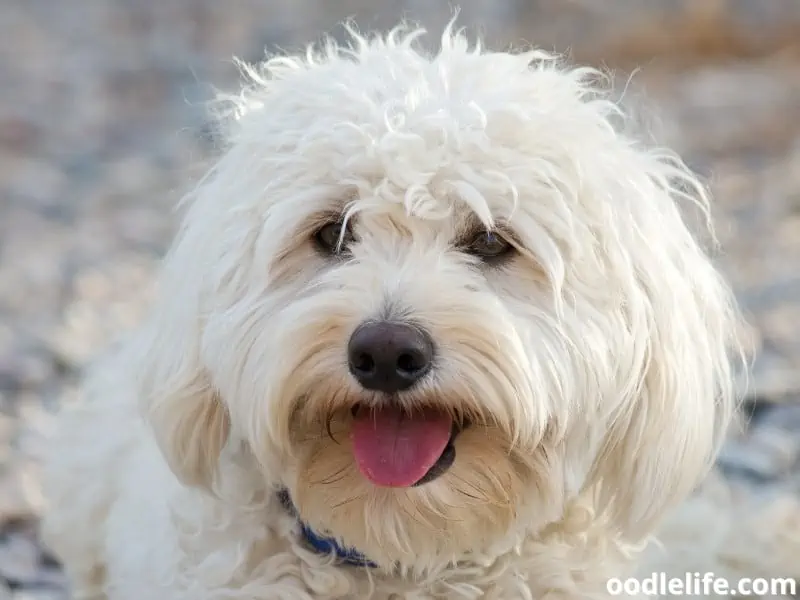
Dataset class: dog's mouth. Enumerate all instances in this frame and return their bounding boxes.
[349,403,464,487]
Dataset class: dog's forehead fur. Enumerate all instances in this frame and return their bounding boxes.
[217,29,640,247]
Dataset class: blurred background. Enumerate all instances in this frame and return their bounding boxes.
[1,1,800,598]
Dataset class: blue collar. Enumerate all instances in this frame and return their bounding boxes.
[277,489,377,568]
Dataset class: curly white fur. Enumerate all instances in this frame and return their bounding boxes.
[41,22,743,600]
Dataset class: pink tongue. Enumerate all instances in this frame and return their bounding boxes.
[351,405,453,487]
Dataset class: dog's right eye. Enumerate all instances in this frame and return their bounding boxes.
[314,221,354,255]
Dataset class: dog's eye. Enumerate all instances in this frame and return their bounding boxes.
[465,231,513,260]
[314,221,354,254]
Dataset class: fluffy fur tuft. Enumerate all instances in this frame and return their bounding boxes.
[42,22,743,599]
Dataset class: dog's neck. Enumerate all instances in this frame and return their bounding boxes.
[277,489,377,568]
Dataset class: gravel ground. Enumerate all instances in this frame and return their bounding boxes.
[1,1,799,598]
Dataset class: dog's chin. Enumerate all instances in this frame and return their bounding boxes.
[288,402,560,568]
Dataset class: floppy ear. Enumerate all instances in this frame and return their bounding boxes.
[585,157,743,541]
[133,69,286,488]
[134,195,231,491]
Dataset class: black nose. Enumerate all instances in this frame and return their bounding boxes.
[347,321,434,393]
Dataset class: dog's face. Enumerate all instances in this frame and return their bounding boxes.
[137,29,740,570]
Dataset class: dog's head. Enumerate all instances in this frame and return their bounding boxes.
[135,26,742,569]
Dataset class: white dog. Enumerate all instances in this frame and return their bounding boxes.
[41,24,743,600]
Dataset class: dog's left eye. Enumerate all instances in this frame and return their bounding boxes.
[314,221,354,254]
[465,231,513,260]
